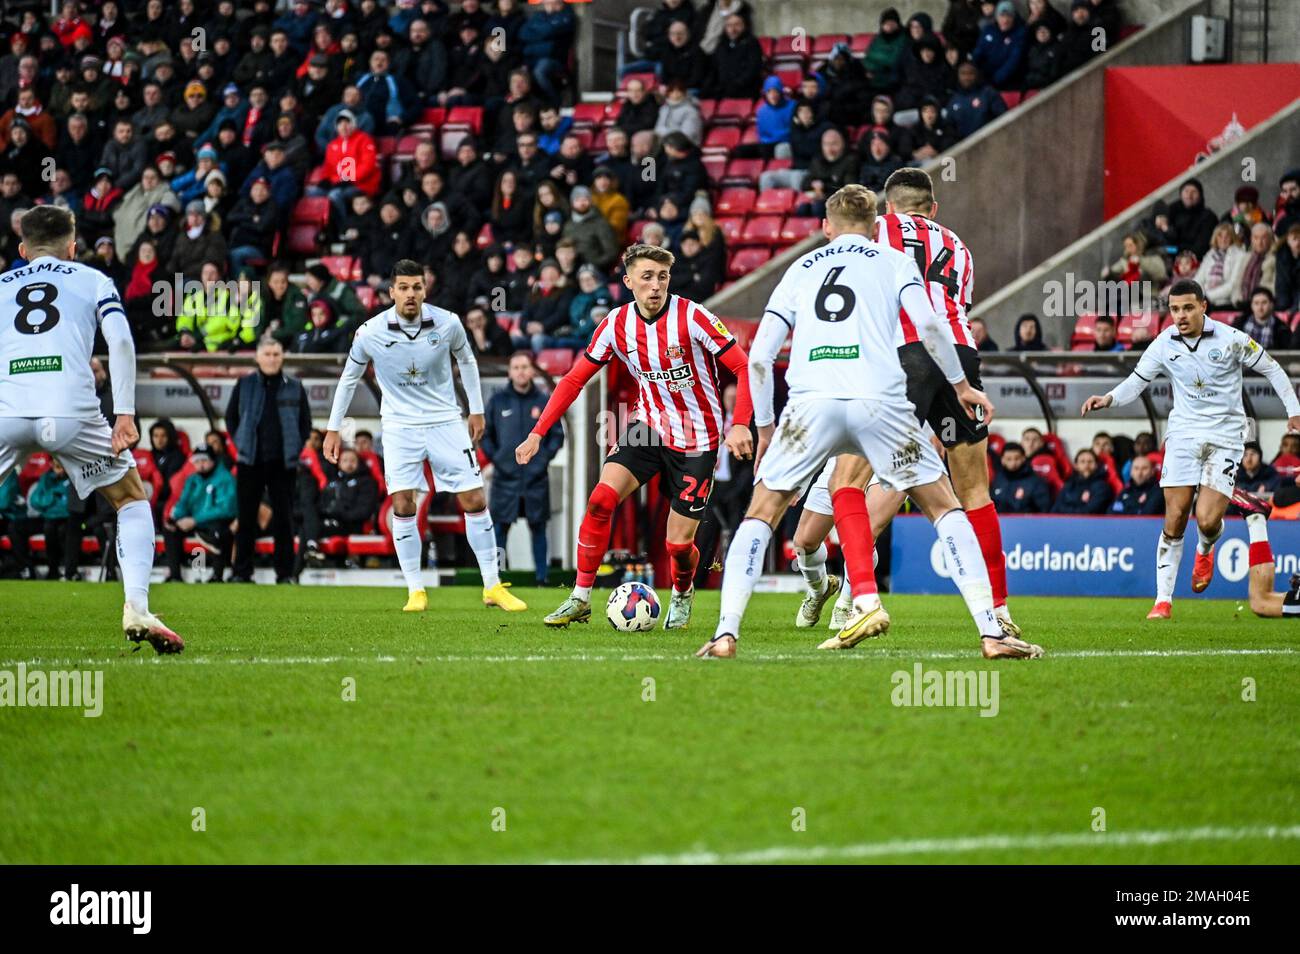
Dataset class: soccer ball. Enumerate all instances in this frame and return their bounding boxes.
[606,581,661,632]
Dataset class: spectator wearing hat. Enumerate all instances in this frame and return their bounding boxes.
[167,202,228,282]
[702,12,764,100]
[196,84,249,150]
[1,117,49,198]
[1234,442,1279,501]
[291,298,350,354]
[590,166,630,245]
[945,61,1008,140]
[241,142,300,227]
[98,118,150,192]
[172,145,227,205]
[816,43,872,129]
[304,263,367,333]
[163,445,238,583]
[448,138,494,213]
[114,165,181,258]
[859,129,908,192]
[234,27,277,89]
[1022,20,1063,90]
[76,167,124,245]
[75,54,113,112]
[0,86,56,150]
[226,176,282,276]
[896,26,954,111]
[88,235,129,293]
[864,9,908,93]
[1222,185,1270,240]
[908,96,961,160]
[482,351,563,586]
[129,202,179,267]
[1059,0,1101,76]
[973,1,1028,90]
[315,85,375,151]
[172,81,216,142]
[295,54,344,130]
[275,0,321,55]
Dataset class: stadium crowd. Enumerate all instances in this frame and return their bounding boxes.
[0,0,1131,363]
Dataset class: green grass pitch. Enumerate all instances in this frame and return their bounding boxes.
[1,580,1296,864]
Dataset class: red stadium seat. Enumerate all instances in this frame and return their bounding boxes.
[716,216,745,245]
[763,156,792,173]
[446,106,483,134]
[536,348,574,376]
[702,125,741,153]
[1001,90,1023,109]
[620,72,656,93]
[728,247,772,279]
[696,98,718,122]
[286,223,323,257]
[772,35,803,58]
[712,98,756,126]
[440,127,471,159]
[714,187,756,215]
[1118,311,1161,344]
[739,124,759,145]
[1209,310,1236,325]
[741,215,784,247]
[772,67,803,92]
[813,33,850,56]
[721,158,764,186]
[394,132,431,158]
[374,135,398,158]
[318,255,358,282]
[291,196,331,228]
[851,32,875,54]
[702,154,727,184]
[570,101,607,128]
[724,317,759,353]
[780,216,820,242]
[754,188,797,214]
[627,218,650,243]
[1070,313,1099,349]
[590,126,610,152]
[355,286,378,313]
[419,107,447,127]
[571,127,594,150]
[757,36,776,59]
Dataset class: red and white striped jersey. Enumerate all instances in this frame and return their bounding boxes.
[874,212,974,348]
[585,294,734,452]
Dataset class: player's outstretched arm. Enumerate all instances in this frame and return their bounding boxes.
[325,346,370,463]
[1246,344,1300,432]
[1088,347,1160,416]
[517,355,603,465]
[101,311,139,453]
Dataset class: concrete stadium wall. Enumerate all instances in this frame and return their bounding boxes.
[971,97,1300,347]
[706,0,1210,319]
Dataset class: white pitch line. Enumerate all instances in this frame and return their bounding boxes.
[0,647,1295,667]
[534,824,1300,865]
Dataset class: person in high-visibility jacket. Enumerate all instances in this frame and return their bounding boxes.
[176,262,262,351]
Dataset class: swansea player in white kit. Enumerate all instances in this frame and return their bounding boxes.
[0,207,182,652]
[1083,278,1300,618]
[324,260,525,613]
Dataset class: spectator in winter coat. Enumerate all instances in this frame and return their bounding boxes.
[1113,454,1164,515]
[992,442,1052,513]
[616,78,660,136]
[163,446,237,581]
[591,167,631,245]
[1169,178,1221,258]
[1194,223,1249,307]
[226,177,281,276]
[748,76,796,157]
[657,18,708,91]
[863,8,907,93]
[817,43,872,129]
[1052,449,1114,514]
[241,143,300,227]
[1058,0,1101,76]
[519,0,577,102]
[970,316,999,351]
[909,97,961,160]
[702,13,764,100]
[945,61,1007,140]
[311,110,380,220]
[1274,224,1300,311]
[320,448,380,533]
[973,2,1028,90]
[670,228,722,302]
[166,202,228,282]
[1234,288,1290,350]
[1012,313,1049,351]
[896,32,954,111]
[1021,22,1063,90]
[293,299,350,354]
[654,83,704,146]
[464,303,514,358]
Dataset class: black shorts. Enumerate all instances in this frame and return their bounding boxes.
[1283,575,1300,617]
[898,341,987,449]
[606,420,718,518]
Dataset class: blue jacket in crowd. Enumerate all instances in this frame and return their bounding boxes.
[973,19,1028,89]
[481,382,564,525]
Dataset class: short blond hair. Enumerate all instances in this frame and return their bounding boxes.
[622,243,675,271]
[825,184,877,230]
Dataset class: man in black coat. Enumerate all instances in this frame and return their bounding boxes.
[1113,454,1164,515]
[480,353,564,585]
[702,13,763,100]
[225,336,314,583]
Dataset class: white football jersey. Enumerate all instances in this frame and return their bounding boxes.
[333,303,483,430]
[0,256,124,418]
[1124,323,1283,446]
[763,234,924,402]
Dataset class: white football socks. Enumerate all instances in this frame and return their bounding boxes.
[1197,520,1224,555]
[392,513,424,594]
[794,542,828,595]
[571,584,593,602]
[463,509,500,589]
[1156,533,1184,603]
[933,509,999,637]
[715,518,772,640]
[1246,512,1268,543]
[115,499,154,613]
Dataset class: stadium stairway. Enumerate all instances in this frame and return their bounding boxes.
[704,0,1213,321]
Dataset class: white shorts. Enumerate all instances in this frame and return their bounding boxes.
[1159,435,1242,497]
[760,398,946,496]
[0,416,135,499]
[382,421,483,494]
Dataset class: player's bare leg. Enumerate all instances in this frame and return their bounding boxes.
[1151,487,1193,618]
[455,486,526,611]
[948,439,1018,636]
[698,481,800,658]
[389,488,429,611]
[904,477,1042,659]
[664,509,703,629]
[792,509,840,628]
[1230,488,1290,617]
[99,469,184,654]
[1191,485,1231,592]
[546,462,640,627]
[819,456,892,649]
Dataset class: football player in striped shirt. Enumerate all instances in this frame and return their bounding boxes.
[515,244,755,630]
[0,207,183,653]
[788,168,1023,639]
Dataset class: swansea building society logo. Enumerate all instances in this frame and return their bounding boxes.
[50,885,151,934]
[9,355,62,374]
[809,344,859,361]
